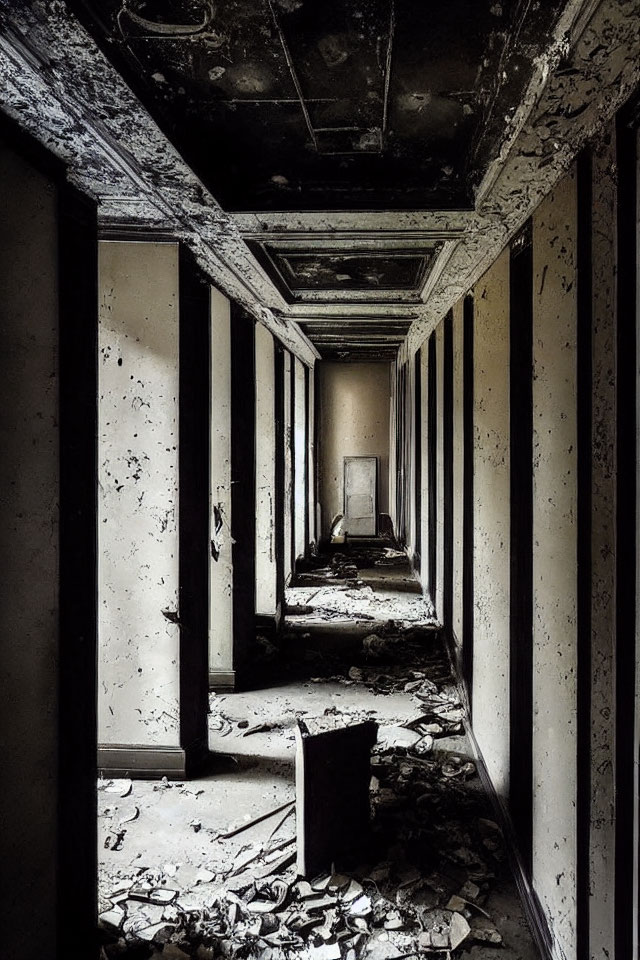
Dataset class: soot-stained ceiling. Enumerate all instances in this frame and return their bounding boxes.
[69,0,562,213]
[247,241,437,303]
[297,318,412,361]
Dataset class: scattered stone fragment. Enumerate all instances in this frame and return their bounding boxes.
[470,917,504,944]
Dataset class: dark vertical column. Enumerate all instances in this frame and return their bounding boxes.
[304,364,310,553]
[509,222,534,874]
[427,335,437,605]
[576,147,594,960]
[462,295,474,711]
[414,348,422,570]
[274,344,285,613]
[231,305,256,679]
[58,181,98,957]
[178,247,211,771]
[443,313,454,632]
[615,102,638,960]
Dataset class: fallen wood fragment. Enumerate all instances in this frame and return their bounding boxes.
[219,799,295,839]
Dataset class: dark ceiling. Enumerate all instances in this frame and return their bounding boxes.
[69,0,561,213]
[247,240,437,304]
[296,318,412,361]
[67,0,564,361]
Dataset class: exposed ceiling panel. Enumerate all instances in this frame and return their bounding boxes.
[297,317,411,360]
[69,0,562,212]
[247,239,437,304]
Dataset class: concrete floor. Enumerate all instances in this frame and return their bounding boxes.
[98,546,540,959]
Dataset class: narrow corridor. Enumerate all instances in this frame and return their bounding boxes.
[2,4,640,960]
[98,545,539,959]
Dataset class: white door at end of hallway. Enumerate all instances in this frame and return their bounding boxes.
[344,456,377,537]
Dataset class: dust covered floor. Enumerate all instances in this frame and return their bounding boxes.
[98,545,540,960]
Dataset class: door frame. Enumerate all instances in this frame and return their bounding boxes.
[343,455,379,538]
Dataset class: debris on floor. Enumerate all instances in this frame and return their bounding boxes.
[98,545,538,960]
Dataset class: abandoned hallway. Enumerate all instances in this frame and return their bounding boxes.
[2,2,640,960]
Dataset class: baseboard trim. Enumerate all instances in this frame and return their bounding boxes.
[98,738,208,780]
[255,610,281,641]
[444,630,469,713]
[463,720,554,960]
[208,669,237,692]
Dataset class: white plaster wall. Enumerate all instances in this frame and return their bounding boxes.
[420,346,430,595]
[532,170,578,960]
[318,362,391,540]
[472,248,511,799]
[407,356,417,561]
[308,366,316,546]
[588,126,617,960]
[0,143,59,953]
[283,352,293,583]
[209,287,234,676]
[98,241,181,747]
[255,324,277,615]
[435,322,445,620]
[389,362,397,535]
[294,357,307,560]
[452,299,464,644]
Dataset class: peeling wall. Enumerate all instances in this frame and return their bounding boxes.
[532,167,578,960]
[419,346,430,594]
[256,324,277,615]
[435,323,445,621]
[210,287,234,679]
[472,247,511,799]
[388,361,398,537]
[294,357,307,560]
[427,142,627,959]
[451,300,464,644]
[308,367,316,546]
[318,362,391,541]
[98,241,181,747]
[283,351,293,582]
[407,357,417,563]
[0,142,60,955]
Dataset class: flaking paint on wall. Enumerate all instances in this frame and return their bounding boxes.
[98,241,181,747]
[256,324,277,615]
[435,323,445,621]
[294,357,307,561]
[472,247,511,800]
[452,300,464,645]
[532,169,578,960]
[209,287,234,676]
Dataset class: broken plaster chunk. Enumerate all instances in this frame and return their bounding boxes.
[348,894,372,917]
[365,936,403,959]
[99,905,125,930]
[419,910,471,951]
[470,917,503,943]
[458,880,480,901]
[377,726,422,751]
[103,778,133,797]
[341,879,364,903]
[307,944,341,960]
